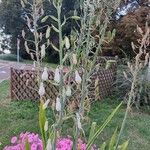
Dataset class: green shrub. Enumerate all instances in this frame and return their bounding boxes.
[0,54,23,62]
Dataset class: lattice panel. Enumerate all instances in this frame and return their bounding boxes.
[11,68,58,101]
[11,58,117,101]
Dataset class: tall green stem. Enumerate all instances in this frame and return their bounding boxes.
[53,3,64,150]
[33,0,40,83]
[74,8,93,150]
[115,71,137,149]
[57,4,64,123]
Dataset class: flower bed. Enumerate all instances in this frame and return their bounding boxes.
[4,132,97,150]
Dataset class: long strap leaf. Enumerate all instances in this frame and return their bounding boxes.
[39,102,47,148]
[87,102,122,150]
[25,138,30,150]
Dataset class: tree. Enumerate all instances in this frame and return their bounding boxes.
[103,0,150,58]
[0,0,77,63]
[0,0,25,55]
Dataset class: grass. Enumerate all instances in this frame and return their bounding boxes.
[0,81,39,148]
[0,80,150,149]
[89,101,150,149]
[0,54,58,69]
[22,59,58,69]
[0,54,23,62]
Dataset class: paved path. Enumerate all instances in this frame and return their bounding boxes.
[0,60,32,83]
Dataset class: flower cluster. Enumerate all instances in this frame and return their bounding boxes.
[4,133,97,150]
[4,132,43,150]
[56,138,73,150]
[56,138,96,150]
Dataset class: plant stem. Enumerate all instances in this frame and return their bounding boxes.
[74,6,93,149]
[115,71,137,149]
[33,0,40,84]
[57,4,64,123]
[53,3,64,150]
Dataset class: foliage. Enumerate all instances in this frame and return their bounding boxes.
[115,24,149,149]
[20,0,128,150]
[30,0,128,149]
[115,63,150,107]
[115,24,150,108]
[0,0,77,62]
[0,54,23,61]
[0,81,150,149]
[0,82,39,149]
[0,0,24,54]
[3,0,150,150]
[108,1,150,58]
[100,128,129,150]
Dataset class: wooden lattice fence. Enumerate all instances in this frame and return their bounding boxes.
[10,57,117,101]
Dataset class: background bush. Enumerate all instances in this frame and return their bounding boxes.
[0,54,23,62]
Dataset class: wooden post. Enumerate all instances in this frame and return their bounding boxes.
[10,67,13,100]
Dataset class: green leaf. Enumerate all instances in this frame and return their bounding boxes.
[101,142,106,150]
[39,102,47,148]
[71,16,80,20]
[61,16,66,27]
[109,128,118,150]
[25,138,30,150]
[24,41,30,53]
[105,60,116,69]
[62,53,69,63]
[41,16,49,23]
[112,29,116,38]
[51,42,59,51]
[52,24,59,33]
[49,15,58,22]
[86,102,122,150]
[87,122,97,146]
[46,26,51,39]
[119,140,129,150]
[107,31,112,41]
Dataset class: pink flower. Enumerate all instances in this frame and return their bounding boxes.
[37,143,43,150]
[4,132,43,150]
[11,136,17,144]
[5,133,97,150]
[31,143,37,150]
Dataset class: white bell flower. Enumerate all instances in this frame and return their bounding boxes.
[66,85,71,97]
[75,71,82,84]
[38,82,45,97]
[72,53,77,65]
[65,36,70,49]
[54,68,60,83]
[41,44,46,58]
[76,113,82,129]
[42,67,48,81]
[56,97,61,112]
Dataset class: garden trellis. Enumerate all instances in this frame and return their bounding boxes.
[10,57,117,102]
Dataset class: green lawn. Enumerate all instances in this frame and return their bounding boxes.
[0,81,39,149]
[0,80,150,149]
[22,59,58,69]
